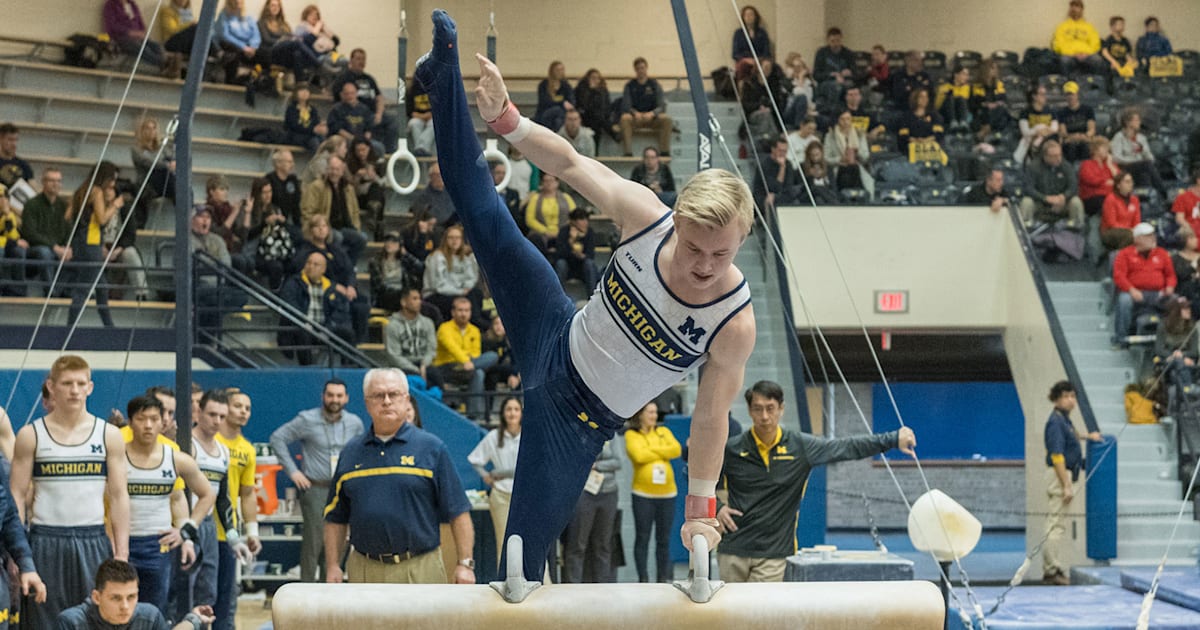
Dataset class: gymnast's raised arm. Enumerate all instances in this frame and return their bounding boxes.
[473,53,664,235]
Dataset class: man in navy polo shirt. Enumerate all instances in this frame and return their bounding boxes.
[323,368,475,584]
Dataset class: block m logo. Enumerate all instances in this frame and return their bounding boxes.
[677,316,707,345]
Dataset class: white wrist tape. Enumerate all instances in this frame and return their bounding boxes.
[246,522,260,538]
[689,478,718,497]
[501,116,534,144]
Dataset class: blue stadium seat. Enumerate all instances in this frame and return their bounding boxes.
[991,50,1020,74]
[876,183,917,205]
[874,158,920,184]
[916,185,961,205]
[838,187,870,205]
[953,50,983,71]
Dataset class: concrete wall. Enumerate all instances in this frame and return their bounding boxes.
[775,206,1010,330]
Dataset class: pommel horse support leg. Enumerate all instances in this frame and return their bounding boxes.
[274,533,943,630]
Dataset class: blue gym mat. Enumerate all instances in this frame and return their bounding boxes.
[1071,565,1141,587]
[1120,568,1200,612]
[947,585,1200,630]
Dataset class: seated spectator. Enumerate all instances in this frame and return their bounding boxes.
[266,149,303,229]
[282,83,327,152]
[103,0,168,75]
[384,286,439,385]
[754,136,806,210]
[824,109,873,197]
[214,0,262,84]
[99,180,150,300]
[738,60,782,150]
[481,315,520,391]
[254,194,295,290]
[346,138,386,238]
[1111,107,1166,196]
[1014,86,1058,164]
[161,0,199,57]
[66,164,121,327]
[1079,137,1119,216]
[889,51,932,112]
[935,64,972,132]
[1113,222,1175,346]
[536,61,576,131]
[965,168,1012,214]
[407,76,434,156]
[190,204,229,266]
[558,109,596,158]
[866,45,889,96]
[204,174,254,274]
[422,224,482,325]
[1135,16,1173,69]
[369,232,422,311]
[327,82,383,155]
[575,69,615,151]
[525,174,577,256]
[732,5,771,63]
[842,84,885,142]
[131,116,176,205]
[1101,171,1141,251]
[0,186,27,296]
[555,207,598,290]
[279,251,354,365]
[332,49,400,153]
[801,142,838,204]
[259,0,321,85]
[971,59,1012,136]
[302,135,347,183]
[1020,140,1085,228]
[1052,0,1104,75]
[1154,297,1197,388]
[290,214,368,342]
[1101,16,1137,79]
[301,155,366,263]
[21,168,71,290]
[1173,168,1200,238]
[781,52,814,129]
[490,163,523,233]
[410,162,457,225]
[812,27,854,86]
[1172,226,1200,311]
[241,175,281,254]
[1055,82,1095,163]
[432,297,499,420]
[294,4,344,86]
[0,123,34,191]
[403,207,438,263]
[629,147,676,206]
[896,88,945,161]
[619,57,673,156]
[787,116,820,161]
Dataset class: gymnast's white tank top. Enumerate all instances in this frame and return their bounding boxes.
[30,416,109,527]
[192,438,229,514]
[569,212,752,417]
[127,444,178,537]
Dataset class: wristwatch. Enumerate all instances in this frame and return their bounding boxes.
[458,558,475,570]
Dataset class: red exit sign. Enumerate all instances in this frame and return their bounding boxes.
[874,290,909,313]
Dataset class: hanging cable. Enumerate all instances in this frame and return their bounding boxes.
[2,0,168,416]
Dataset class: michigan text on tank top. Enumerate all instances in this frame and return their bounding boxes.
[127,444,178,536]
[192,439,229,513]
[31,416,108,527]
[570,211,752,417]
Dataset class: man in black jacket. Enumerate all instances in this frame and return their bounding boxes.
[716,380,916,582]
[554,208,598,290]
[278,252,355,365]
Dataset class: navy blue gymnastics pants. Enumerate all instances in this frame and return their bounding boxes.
[416,10,624,582]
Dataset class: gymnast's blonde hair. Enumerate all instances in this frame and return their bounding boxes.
[674,168,754,235]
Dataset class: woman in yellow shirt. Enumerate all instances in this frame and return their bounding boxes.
[66,162,121,328]
[623,401,681,583]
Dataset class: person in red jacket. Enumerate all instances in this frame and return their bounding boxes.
[1113,222,1176,346]
[1171,168,1200,238]
[1079,137,1119,217]
[1101,171,1140,252]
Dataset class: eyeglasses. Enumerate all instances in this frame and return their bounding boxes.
[367,390,407,402]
